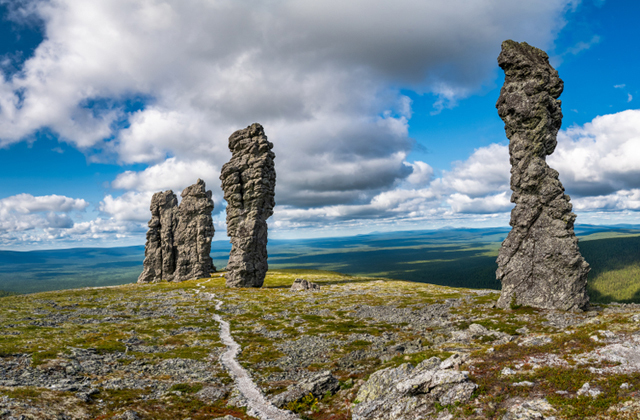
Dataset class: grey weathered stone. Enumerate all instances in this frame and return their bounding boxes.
[270,370,339,408]
[174,179,216,281]
[495,40,589,311]
[290,279,320,291]
[138,179,215,283]
[501,398,555,420]
[352,355,476,420]
[220,123,276,288]
[138,190,178,283]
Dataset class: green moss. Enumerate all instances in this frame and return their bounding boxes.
[169,383,204,394]
[2,387,43,399]
[31,349,61,366]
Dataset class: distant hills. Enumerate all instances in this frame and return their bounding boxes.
[1,224,639,302]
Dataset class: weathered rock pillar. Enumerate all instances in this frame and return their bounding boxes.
[495,40,589,311]
[175,179,216,281]
[138,190,179,283]
[220,123,276,288]
[138,180,216,283]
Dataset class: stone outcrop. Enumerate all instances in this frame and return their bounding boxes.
[495,40,589,311]
[290,278,320,291]
[352,354,476,420]
[220,123,276,288]
[270,370,339,408]
[138,179,215,283]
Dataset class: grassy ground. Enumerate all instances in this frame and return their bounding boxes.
[2,269,640,418]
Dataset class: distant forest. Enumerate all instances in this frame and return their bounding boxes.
[0,225,639,303]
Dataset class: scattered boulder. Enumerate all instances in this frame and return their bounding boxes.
[502,398,555,420]
[352,355,477,420]
[290,279,320,291]
[118,411,141,420]
[220,123,276,288]
[495,40,589,311]
[138,179,216,283]
[196,385,229,402]
[449,323,513,346]
[577,382,602,398]
[270,370,339,408]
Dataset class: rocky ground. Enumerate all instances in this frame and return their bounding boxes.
[1,270,640,419]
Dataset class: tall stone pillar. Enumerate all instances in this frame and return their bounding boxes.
[495,40,589,311]
[220,123,276,288]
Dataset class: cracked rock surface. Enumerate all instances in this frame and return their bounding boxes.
[352,354,477,420]
[495,40,589,311]
[220,123,276,288]
[138,190,179,283]
[138,179,215,283]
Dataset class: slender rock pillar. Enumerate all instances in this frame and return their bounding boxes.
[495,40,589,311]
[220,123,276,288]
[138,191,178,283]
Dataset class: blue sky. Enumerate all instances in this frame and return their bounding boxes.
[0,0,638,250]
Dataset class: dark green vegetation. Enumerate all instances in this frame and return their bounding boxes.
[1,225,640,302]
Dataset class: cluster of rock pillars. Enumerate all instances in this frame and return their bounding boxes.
[138,40,591,312]
[138,123,275,288]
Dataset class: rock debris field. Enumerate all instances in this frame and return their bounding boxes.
[2,271,640,419]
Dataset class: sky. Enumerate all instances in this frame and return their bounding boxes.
[0,0,638,250]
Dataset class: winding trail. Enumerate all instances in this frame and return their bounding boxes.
[211,299,299,420]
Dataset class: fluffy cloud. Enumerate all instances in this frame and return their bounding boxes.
[112,158,219,194]
[99,191,154,222]
[572,189,640,212]
[0,193,147,249]
[0,193,88,214]
[0,193,87,235]
[550,109,640,197]
[447,192,512,214]
[438,143,510,197]
[0,0,576,214]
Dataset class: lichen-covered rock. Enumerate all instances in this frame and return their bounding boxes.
[501,398,555,420]
[220,123,276,288]
[495,40,589,311]
[352,355,476,420]
[290,279,320,291]
[270,370,339,408]
[138,180,215,283]
[174,179,216,281]
[138,190,178,283]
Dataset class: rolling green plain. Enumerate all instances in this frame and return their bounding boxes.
[1,225,639,303]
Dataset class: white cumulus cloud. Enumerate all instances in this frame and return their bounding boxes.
[0,0,576,213]
[550,109,640,197]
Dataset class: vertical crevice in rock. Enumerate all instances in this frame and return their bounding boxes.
[220,123,276,288]
[138,180,215,283]
[138,191,178,283]
[495,40,589,311]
